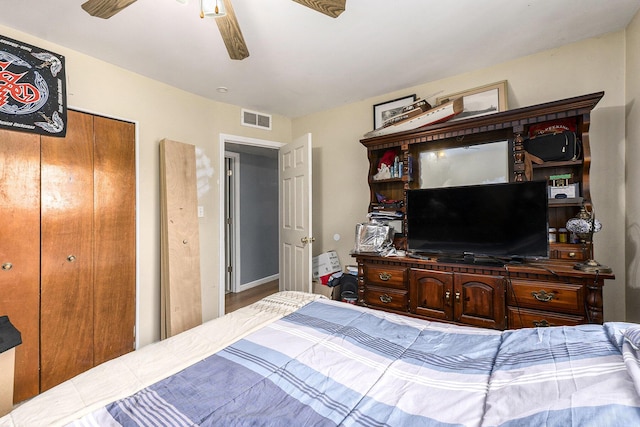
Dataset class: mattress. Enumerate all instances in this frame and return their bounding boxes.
[0,291,324,427]
[3,291,640,426]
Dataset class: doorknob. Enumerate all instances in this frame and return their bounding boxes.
[301,236,315,245]
[1,263,12,271]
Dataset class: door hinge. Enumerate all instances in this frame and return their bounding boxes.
[227,265,233,273]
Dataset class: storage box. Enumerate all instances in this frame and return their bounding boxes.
[549,183,578,199]
[0,348,16,416]
[0,316,21,417]
[313,281,336,299]
[312,251,341,284]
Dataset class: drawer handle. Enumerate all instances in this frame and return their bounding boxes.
[568,252,576,258]
[379,294,392,304]
[533,320,551,327]
[379,272,392,281]
[531,290,554,302]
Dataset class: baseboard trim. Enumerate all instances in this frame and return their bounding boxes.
[238,274,279,293]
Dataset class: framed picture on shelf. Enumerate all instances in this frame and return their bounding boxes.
[436,81,508,121]
[373,94,416,130]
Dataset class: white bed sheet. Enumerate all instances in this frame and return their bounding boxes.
[0,291,324,427]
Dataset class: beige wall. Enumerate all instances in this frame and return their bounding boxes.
[294,30,631,322]
[626,12,640,323]
[0,25,292,347]
[2,16,637,349]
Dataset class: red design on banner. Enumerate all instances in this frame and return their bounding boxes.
[0,60,41,108]
[0,34,66,136]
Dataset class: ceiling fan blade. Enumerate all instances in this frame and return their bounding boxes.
[81,0,137,19]
[215,0,250,60]
[291,0,346,18]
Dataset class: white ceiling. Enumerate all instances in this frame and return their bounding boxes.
[1,0,639,118]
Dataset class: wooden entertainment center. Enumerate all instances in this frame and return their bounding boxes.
[355,92,614,330]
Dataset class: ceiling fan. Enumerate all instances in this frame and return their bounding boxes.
[80,0,346,60]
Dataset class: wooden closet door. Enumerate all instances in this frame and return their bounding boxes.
[93,115,136,365]
[0,129,41,402]
[40,110,95,391]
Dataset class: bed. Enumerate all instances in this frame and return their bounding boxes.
[2,291,640,426]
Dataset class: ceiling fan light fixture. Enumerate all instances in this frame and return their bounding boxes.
[200,0,226,18]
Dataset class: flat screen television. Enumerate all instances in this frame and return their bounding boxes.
[406,181,549,263]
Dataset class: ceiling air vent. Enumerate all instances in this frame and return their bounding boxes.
[241,109,272,130]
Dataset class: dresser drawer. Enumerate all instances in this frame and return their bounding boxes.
[550,243,588,261]
[508,280,584,315]
[508,307,584,328]
[364,265,407,290]
[363,285,409,312]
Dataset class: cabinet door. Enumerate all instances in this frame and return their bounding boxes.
[40,110,95,392]
[0,130,41,402]
[410,269,453,321]
[454,273,505,329]
[93,115,136,365]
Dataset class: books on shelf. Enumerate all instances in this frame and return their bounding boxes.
[367,210,403,221]
[372,201,403,209]
[364,98,464,138]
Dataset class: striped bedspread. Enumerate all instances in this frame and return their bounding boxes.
[71,299,640,426]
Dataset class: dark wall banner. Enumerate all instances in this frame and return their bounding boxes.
[0,35,66,136]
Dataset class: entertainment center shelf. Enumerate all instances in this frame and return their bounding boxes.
[357,91,614,329]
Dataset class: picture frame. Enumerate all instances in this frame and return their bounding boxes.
[373,94,416,130]
[436,81,508,122]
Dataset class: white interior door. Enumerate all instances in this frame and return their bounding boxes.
[279,133,313,293]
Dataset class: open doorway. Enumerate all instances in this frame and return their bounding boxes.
[224,143,278,294]
[218,135,285,315]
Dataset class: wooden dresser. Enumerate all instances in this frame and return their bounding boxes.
[355,254,612,329]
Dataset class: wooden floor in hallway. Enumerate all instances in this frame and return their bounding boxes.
[225,280,279,314]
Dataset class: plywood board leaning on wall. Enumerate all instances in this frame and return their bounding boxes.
[160,139,202,339]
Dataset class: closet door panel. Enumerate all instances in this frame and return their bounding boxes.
[0,130,41,402]
[40,110,95,391]
[93,115,136,365]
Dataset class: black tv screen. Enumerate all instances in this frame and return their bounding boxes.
[406,181,549,260]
